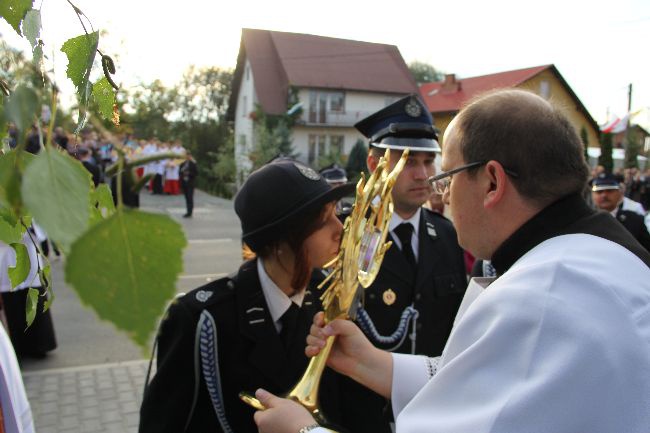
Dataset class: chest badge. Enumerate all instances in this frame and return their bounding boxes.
[383,289,397,306]
[426,222,438,239]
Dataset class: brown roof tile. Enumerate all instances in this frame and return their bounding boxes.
[228,28,418,119]
[419,64,599,133]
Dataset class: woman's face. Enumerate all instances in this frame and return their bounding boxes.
[303,203,344,268]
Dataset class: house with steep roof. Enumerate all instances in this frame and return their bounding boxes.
[419,65,601,151]
[226,28,418,183]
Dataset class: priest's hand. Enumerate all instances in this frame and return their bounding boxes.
[253,389,315,433]
[306,312,393,399]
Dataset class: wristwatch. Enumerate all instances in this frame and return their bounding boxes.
[298,423,338,433]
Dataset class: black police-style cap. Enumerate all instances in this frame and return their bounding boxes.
[354,94,441,152]
[320,164,348,184]
[591,173,621,192]
[234,159,355,250]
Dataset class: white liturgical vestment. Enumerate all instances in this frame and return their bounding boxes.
[391,234,650,433]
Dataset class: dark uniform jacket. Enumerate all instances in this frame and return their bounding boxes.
[340,208,467,433]
[180,159,198,189]
[139,259,341,433]
[615,206,650,251]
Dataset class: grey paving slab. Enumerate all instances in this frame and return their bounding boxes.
[22,360,149,433]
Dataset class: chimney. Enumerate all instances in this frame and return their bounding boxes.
[441,74,461,93]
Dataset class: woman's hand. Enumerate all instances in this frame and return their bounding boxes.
[305,312,393,398]
[253,389,316,433]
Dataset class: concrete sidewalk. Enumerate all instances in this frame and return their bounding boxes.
[23,360,149,433]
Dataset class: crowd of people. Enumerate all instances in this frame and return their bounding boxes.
[10,125,199,216]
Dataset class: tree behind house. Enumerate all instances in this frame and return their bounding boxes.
[346,139,369,182]
[599,132,613,173]
[408,61,444,84]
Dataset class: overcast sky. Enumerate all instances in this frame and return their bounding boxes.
[2,0,649,128]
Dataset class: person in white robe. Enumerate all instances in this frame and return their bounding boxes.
[252,89,650,433]
[0,243,36,433]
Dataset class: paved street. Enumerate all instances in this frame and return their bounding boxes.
[20,189,243,432]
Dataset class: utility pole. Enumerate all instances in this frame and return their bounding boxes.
[628,83,633,113]
[624,83,635,169]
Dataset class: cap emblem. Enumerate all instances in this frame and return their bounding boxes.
[294,163,320,181]
[404,97,422,118]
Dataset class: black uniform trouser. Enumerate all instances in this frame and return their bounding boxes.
[152,174,164,194]
[183,184,194,215]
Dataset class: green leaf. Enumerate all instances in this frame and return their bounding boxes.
[60,32,99,130]
[5,85,39,136]
[89,183,116,226]
[0,218,22,244]
[25,287,38,328]
[61,32,99,90]
[32,44,43,68]
[40,264,52,313]
[0,94,5,134]
[95,183,116,216]
[8,242,29,289]
[65,210,187,348]
[0,0,33,36]
[92,77,116,121]
[22,8,40,48]
[0,150,34,216]
[21,149,91,251]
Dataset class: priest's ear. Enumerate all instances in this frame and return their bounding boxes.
[483,161,508,209]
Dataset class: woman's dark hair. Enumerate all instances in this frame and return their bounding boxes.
[254,202,333,291]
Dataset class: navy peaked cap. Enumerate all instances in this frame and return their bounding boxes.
[319,164,348,184]
[591,173,622,191]
[354,94,440,152]
[234,159,354,250]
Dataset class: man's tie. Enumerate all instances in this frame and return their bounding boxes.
[280,302,300,348]
[394,223,417,271]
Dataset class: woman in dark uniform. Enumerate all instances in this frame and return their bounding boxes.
[139,159,353,433]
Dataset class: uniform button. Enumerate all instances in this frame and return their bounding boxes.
[450,282,455,288]
[415,293,421,301]
[369,293,376,300]
[416,323,422,330]
[227,280,235,289]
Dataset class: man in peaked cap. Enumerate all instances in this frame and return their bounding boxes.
[319,164,352,222]
[592,174,650,251]
[337,94,467,433]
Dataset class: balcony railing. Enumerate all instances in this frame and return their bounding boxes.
[300,110,377,127]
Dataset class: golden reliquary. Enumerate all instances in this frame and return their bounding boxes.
[240,149,408,426]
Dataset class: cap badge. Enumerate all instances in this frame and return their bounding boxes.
[382,288,397,306]
[294,162,320,181]
[404,97,422,118]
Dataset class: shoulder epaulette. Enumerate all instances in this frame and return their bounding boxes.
[177,272,237,311]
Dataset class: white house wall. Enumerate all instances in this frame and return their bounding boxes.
[291,89,401,167]
[234,58,256,184]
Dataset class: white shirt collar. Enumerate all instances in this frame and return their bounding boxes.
[389,208,421,259]
[257,258,305,332]
[389,207,421,234]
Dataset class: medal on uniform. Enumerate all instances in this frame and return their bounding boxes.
[383,288,396,305]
